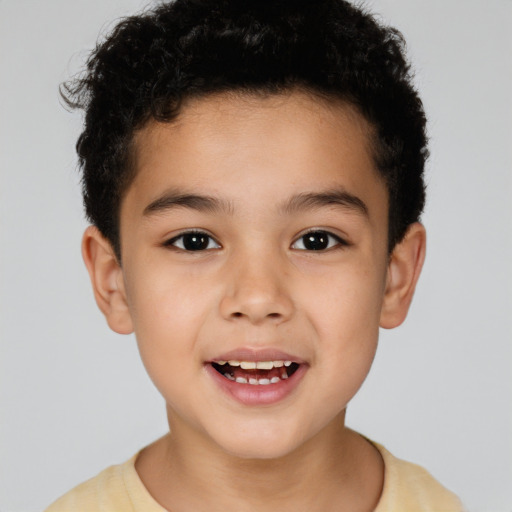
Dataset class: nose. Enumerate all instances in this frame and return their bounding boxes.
[219,252,294,325]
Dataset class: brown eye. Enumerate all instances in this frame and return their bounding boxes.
[292,230,344,251]
[167,231,220,251]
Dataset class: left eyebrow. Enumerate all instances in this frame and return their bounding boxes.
[280,189,369,217]
[143,189,234,216]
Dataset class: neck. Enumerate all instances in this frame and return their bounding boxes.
[135,409,384,512]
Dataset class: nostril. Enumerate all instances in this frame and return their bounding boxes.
[231,311,281,320]
[221,294,293,324]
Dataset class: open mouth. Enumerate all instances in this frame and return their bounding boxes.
[210,360,300,385]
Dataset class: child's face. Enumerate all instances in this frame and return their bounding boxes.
[104,92,404,458]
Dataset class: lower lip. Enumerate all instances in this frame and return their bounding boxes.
[205,364,307,406]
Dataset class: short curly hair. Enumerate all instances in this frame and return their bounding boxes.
[63,0,427,260]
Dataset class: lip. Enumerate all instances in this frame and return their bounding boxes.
[210,347,306,364]
[205,347,308,406]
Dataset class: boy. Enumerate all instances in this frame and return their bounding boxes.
[46,0,463,510]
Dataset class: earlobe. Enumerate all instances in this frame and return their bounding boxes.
[81,226,134,335]
[380,222,426,329]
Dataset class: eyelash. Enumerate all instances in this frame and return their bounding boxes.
[164,229,348,252]
[165,231,221,251]
[291,230,348,251]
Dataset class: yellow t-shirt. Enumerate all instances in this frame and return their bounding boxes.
[45,443,464,511]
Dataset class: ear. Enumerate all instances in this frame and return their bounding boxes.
[81,226,134,335]
[380,222,426,329]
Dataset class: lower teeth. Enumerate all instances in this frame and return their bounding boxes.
[216,363,298,385]
[225,374,287,385]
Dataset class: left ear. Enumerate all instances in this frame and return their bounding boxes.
[82,225,134,335]
[380,222,426,329]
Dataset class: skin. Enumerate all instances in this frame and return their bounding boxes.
[83,91,426,511]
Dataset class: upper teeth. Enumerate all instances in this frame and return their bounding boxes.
[216,360,293,369]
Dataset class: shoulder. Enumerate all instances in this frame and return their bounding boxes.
[373,443,465,512]
[44,453,165,512]
[44,458,133,512]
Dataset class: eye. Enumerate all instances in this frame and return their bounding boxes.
[291,230,345,251]
[166,231,221,251]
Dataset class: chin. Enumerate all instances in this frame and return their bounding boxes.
[211,421,308,460]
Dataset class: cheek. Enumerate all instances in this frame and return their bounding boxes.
[123,268,213,383]
[300,265,384,391]
[127,262,211,333]
[302,264,385,341]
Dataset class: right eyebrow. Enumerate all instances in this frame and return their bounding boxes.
[280,189,369,218]
[143,189,234,216]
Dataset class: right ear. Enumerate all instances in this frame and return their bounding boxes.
[81,226,134,335]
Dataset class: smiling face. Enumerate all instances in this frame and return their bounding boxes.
[83,91,425,460]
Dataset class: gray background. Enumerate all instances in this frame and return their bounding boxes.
[0,0,510,510]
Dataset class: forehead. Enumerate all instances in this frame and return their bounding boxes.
[134,90,376,165]
[124,90,386,221]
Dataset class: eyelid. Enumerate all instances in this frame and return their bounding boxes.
[291,229,348,251]
[164,229,221,251]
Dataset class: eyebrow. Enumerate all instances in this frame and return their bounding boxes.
[143,190,234,216]
[280,189,369,217]
[143,187,368,218]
